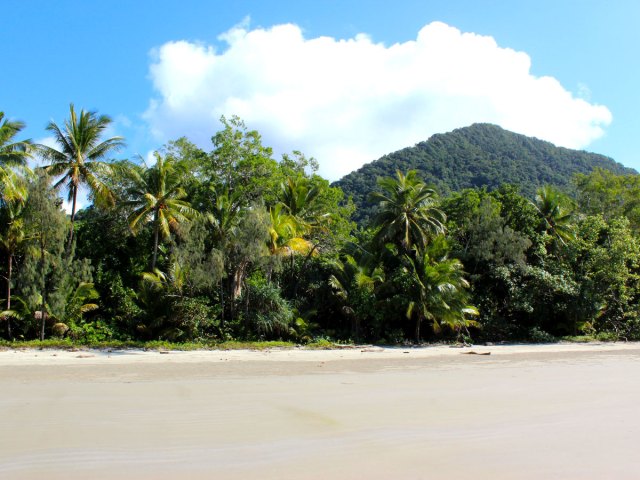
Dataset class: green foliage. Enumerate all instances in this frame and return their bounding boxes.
[575,168,640,231]
[122,152,195,270]
[533,185,576,248]
[241,278,295,340]
[5,110,640,346]
[0,111,32,169]
[39,103,124,240]
[528,326,557,343]
[172,217,224,295]
[404,236,478,341]
[328,252,384,340]
[370,170,445,255]
[443,193,532,268]
[16,173,69,339]
[336,123,634,224]
[203,115,280,206]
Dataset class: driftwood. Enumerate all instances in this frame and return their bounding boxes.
[461,351,491,356]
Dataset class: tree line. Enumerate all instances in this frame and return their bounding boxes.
[1,106,639,344]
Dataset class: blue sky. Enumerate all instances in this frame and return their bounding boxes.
[3,0,639,192]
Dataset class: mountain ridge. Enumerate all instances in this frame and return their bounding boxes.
[334,123,636,223]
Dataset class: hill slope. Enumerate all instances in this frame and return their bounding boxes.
[334,123,636,224]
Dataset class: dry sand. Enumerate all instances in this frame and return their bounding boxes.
[1,343,640,479]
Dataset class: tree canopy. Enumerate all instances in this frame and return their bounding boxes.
[1,111,639,345]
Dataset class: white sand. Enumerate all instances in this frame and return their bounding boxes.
[1,343,639,479]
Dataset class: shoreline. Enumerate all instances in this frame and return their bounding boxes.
[0,341,638,367]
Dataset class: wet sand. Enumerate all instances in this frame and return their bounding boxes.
[1,343,640,479]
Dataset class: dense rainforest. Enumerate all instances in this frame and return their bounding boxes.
[335,123,635,224]
[2,106,640,345]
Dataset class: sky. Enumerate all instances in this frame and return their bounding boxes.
[2,0,639,208]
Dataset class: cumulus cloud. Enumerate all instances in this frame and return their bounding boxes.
[144,21,612,180]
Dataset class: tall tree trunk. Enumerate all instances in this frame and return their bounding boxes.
[6,254,12,340]
[67,187,77,251]
[232,262,247,300]
[151,210,160,270]
[230,261,247,320]
[40,311,47,342]
[39,241,47,341]
[219,278,225,329]
[415,317,422,344]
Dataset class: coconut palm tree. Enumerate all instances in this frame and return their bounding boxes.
[39,104,124,247]
[328,253,384,340]
[0,112,32,170]
[267,203,313,258]
[280,177,320,222]
[370,170,446,256]
[405,236,478,342]
[0,112,32,204]
[124,153,195,270]
[533,185,576,247]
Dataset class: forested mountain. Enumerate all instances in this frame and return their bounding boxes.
[334,123,636,223]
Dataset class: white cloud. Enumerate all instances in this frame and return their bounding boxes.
[144,21,612,181]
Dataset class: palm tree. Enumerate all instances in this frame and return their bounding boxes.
[533,185,575,247]
[370,170,446,255]
[39,104,124,247]
[328,253,384,340]
[267,203,314,258]
[206,188,243,246]
[406,236,478,342]
[280,177,320,221]
[124,153,195,270]
[0,112,32,204]
[0,112,32,170]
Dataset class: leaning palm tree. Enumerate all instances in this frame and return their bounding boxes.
[124,153,195,270]
[39,104,125,246]
[370,170,446,255]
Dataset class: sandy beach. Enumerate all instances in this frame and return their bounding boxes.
[1,343,640,479]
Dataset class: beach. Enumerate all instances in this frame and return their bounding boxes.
[1,343,639,479]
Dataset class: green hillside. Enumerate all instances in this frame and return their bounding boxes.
[334,123,636,223]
